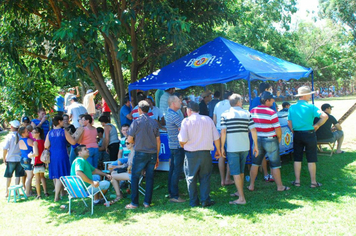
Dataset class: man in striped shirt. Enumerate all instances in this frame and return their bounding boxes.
[248,91,290,191]
[220,94,258,205]
[166,95,186,203]
[178,102,221,207]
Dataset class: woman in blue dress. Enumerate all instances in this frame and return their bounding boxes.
[45,116,76,201]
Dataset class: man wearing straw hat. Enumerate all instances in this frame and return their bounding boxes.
[288,86,328,188]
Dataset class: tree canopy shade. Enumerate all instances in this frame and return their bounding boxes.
[129,37,312,92]
[0,0,233,124]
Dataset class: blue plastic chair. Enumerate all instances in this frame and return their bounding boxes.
[60,176,109,215]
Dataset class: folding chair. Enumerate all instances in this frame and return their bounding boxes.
[60,176,109,215]
[317,141,336,157]
[128,176,146,196]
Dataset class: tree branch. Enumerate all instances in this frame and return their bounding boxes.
[48,0,62,26]
[16,3,58,28]
[74,0,90,17]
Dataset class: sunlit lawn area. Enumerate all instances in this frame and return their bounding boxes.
[1,97,356,235]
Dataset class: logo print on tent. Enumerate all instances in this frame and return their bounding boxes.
[187,54,215,68]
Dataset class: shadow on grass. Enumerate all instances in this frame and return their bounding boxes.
[41,151,356,225]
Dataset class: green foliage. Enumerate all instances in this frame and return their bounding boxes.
[295,21,356,83]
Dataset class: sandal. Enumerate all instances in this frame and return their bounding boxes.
[310,182,322,188]
[36,196,42,199]
[143,203,150,208]
[230,192,239,197]
[291,181,300,187]
[44,193,50,197]
[125,203,138,209]
[109,196,123,205]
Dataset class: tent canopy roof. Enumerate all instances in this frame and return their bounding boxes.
[129,37,312,92]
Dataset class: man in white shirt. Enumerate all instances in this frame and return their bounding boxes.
[67,97,88,128]
[213,91,234,186]
[64,86,80,111]
[83,89,99,119]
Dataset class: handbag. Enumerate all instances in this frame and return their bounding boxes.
[40,149,51,164]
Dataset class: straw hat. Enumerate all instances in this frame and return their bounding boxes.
[294,86,315,97]
[201,90,212,98]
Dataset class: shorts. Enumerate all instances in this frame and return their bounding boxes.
[33,165,46,174]
[253,137,281,169]
[20,157,33,171]
[87,180,110,194]
[318,130,344,143]
[294,131,318,163]
[227,151,249,175]
[111,158,128,167]
[4,162,25,178]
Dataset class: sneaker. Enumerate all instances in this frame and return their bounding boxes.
[264,174,275,182]
[93,199,105,206]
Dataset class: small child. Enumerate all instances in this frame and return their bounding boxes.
[97,127,110,169]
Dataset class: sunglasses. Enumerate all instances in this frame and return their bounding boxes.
[125,142,131,145]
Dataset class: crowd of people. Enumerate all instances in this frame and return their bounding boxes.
[2,84,345,209]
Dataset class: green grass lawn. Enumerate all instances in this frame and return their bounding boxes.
[0,140,355,235]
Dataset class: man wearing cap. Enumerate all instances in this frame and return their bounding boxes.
[288,86,328,188]
[83,89,99,119]
[213,91,234,186]
[199,90,212,116]
[248,91,290,191]
[3,120,24,197]
[315,103,344,154]
[67,97,88,128]
[178,102,221,207]
[55,90,65,116]
[64,86,80,111]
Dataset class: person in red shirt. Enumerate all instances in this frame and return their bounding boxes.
[102,98,111,119]
[248,92,290,192]
[28,127,49,199]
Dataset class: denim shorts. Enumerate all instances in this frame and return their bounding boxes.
[20,157,33,171]
[253,137,281,169]
[4,162,25,178]
[318,130,344,143]
[227,151,249,175]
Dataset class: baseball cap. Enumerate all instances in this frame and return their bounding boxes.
[9,120,20,128]
[68,88,75,92]
[86,89,93,94]
[321,103,334,111]
[260,91,275,100]
[22,116,30,123]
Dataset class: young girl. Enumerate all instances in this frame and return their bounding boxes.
[29,127,48,199]
[19,126,34,196]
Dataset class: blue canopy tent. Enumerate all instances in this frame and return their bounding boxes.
[129,37,314,168]
[128,37,314,100]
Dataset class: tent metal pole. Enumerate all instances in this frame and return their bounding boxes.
[311,71,314,104]
[248,78,252,108]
